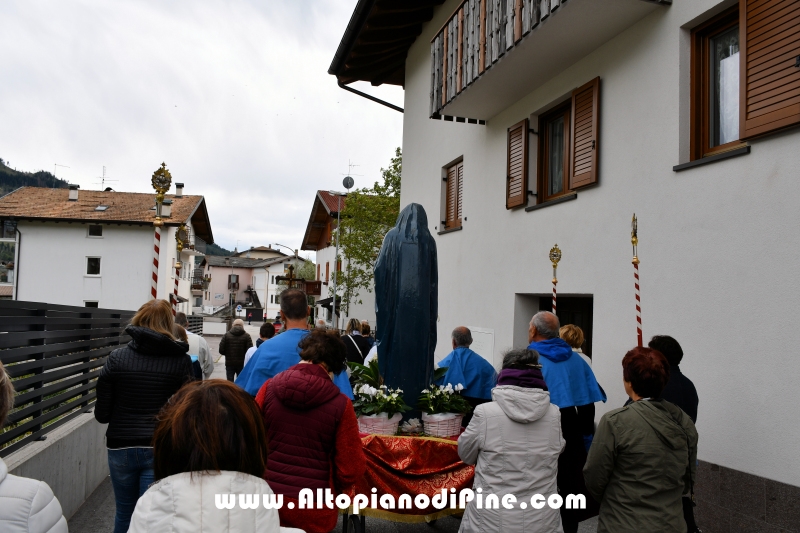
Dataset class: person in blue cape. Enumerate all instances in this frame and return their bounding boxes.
[528,311,606,533]
[435,327,496,426]
[235,289,353,399]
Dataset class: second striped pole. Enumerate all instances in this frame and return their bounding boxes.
[631,214,642,347]
[549,245,562,316]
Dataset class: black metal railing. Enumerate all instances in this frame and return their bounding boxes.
[0,300,135,456]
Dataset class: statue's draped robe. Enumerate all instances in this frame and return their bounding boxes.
[374,204,438,412]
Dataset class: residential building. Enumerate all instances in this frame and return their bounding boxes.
[0,185,212,312]
[331,0,800,526]
[200,253,310,320]
[300,190,375,329]
[232,245,287,260]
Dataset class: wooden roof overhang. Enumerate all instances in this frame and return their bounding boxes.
[300,195,331,252]
[329,0,445,86]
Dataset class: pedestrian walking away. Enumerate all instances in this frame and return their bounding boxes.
[584,347,698,533]
[219,318,253,382]
[94,299,194,533]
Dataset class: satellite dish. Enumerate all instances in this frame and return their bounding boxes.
[343,176,354,190]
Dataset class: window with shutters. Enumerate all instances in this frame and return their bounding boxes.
[530,77,600,206]
[442,160,463,230]
[325,262,329,283]
[691,2,800,161]
[691,7,745,160]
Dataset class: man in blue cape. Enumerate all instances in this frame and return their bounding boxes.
[528,310,605,533]
[236,288,352,399]
[435,326,496,400]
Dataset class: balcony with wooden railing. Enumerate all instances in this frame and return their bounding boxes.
[430,0,669,121]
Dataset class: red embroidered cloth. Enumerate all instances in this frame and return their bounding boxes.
[346,434,475,522]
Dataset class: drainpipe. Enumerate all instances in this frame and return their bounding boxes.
[13,227,20,300]
[337,81,403,113]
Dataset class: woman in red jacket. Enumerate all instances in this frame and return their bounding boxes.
[256,329,366,533]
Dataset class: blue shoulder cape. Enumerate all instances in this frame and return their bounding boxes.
[528,337,606,409]
[236,328,353,399]
[434,347,497,400]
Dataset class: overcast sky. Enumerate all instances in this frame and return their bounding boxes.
[0,0,404,256]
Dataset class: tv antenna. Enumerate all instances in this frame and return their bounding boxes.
[341,160,362,179]
[94,166,119,190]
[53,164,69,187]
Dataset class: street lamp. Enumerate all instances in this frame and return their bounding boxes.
[330,176,354,331]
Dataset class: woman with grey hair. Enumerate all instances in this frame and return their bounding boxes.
[458,348,565,532]
[0,361,68,533]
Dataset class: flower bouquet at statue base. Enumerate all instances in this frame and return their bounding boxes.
[349,359,410,435]
[418,383,472,438]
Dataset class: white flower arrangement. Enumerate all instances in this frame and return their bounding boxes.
[417,382,472,415]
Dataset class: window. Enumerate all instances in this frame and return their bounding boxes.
[509,79,599,208]
[336,259,342,272]
[0,220,17,285]
[691,3,800,159]
[442,160,463,229]
[325,262,329,283]
[691,7,743,159]
[86,257,101,276]
[270,295,273,304]
[317,264,320,280]
[94,205,108,212]
[539,106,570,202]
[88,224,103,237]
[84,301,99,308]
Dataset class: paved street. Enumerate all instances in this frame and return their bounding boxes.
[68,328,597,532]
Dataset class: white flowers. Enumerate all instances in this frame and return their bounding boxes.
[357,384,379,397]
[455,383,464,392]
[421,389,430,394]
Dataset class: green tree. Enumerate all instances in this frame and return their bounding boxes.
[335,148,401,316]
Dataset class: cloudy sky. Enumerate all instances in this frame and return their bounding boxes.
[0,0,404,256]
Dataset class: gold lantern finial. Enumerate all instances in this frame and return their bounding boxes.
[549,244,562,284]
[151,162,172,227]
[631,213,640,265]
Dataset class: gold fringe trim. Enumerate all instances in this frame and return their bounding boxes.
[360,434,460,446]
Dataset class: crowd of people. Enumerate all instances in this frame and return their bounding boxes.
[0,290,701,533]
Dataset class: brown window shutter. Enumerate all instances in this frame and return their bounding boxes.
[740,0,800,139]
[569,77,600,190]
[506,118,528,209]
[444,161,463,228]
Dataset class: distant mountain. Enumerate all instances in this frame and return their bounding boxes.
[0,158,69,196]
[205,243,233,256]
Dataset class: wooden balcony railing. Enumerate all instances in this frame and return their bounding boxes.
[430,0,560,118]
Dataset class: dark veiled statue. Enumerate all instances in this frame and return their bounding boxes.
[374,203,438,412]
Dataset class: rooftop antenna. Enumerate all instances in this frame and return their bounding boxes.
[341,160,362,180]
[54,164,69,187]
[93,166,119,190]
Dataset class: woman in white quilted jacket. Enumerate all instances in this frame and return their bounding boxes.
[0,361,68,533]
[128,380,303,533]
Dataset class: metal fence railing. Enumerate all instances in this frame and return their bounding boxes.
[0,300,135,456]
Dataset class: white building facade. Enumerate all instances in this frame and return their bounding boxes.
[331,0,800,525]
[0,186,214,313]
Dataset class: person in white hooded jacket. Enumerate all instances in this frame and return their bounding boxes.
[0,361,68,533]
[458,348,565,533]
[128,379,302,533]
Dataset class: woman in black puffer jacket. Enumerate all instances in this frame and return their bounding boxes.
[95,299,194,533]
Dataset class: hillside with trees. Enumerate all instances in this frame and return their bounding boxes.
[0,158,69,196]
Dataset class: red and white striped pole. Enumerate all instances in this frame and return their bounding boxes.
[548,245,562,316]
[173,265,179,316]
[631,214,642,347]
[151,227,161,300]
